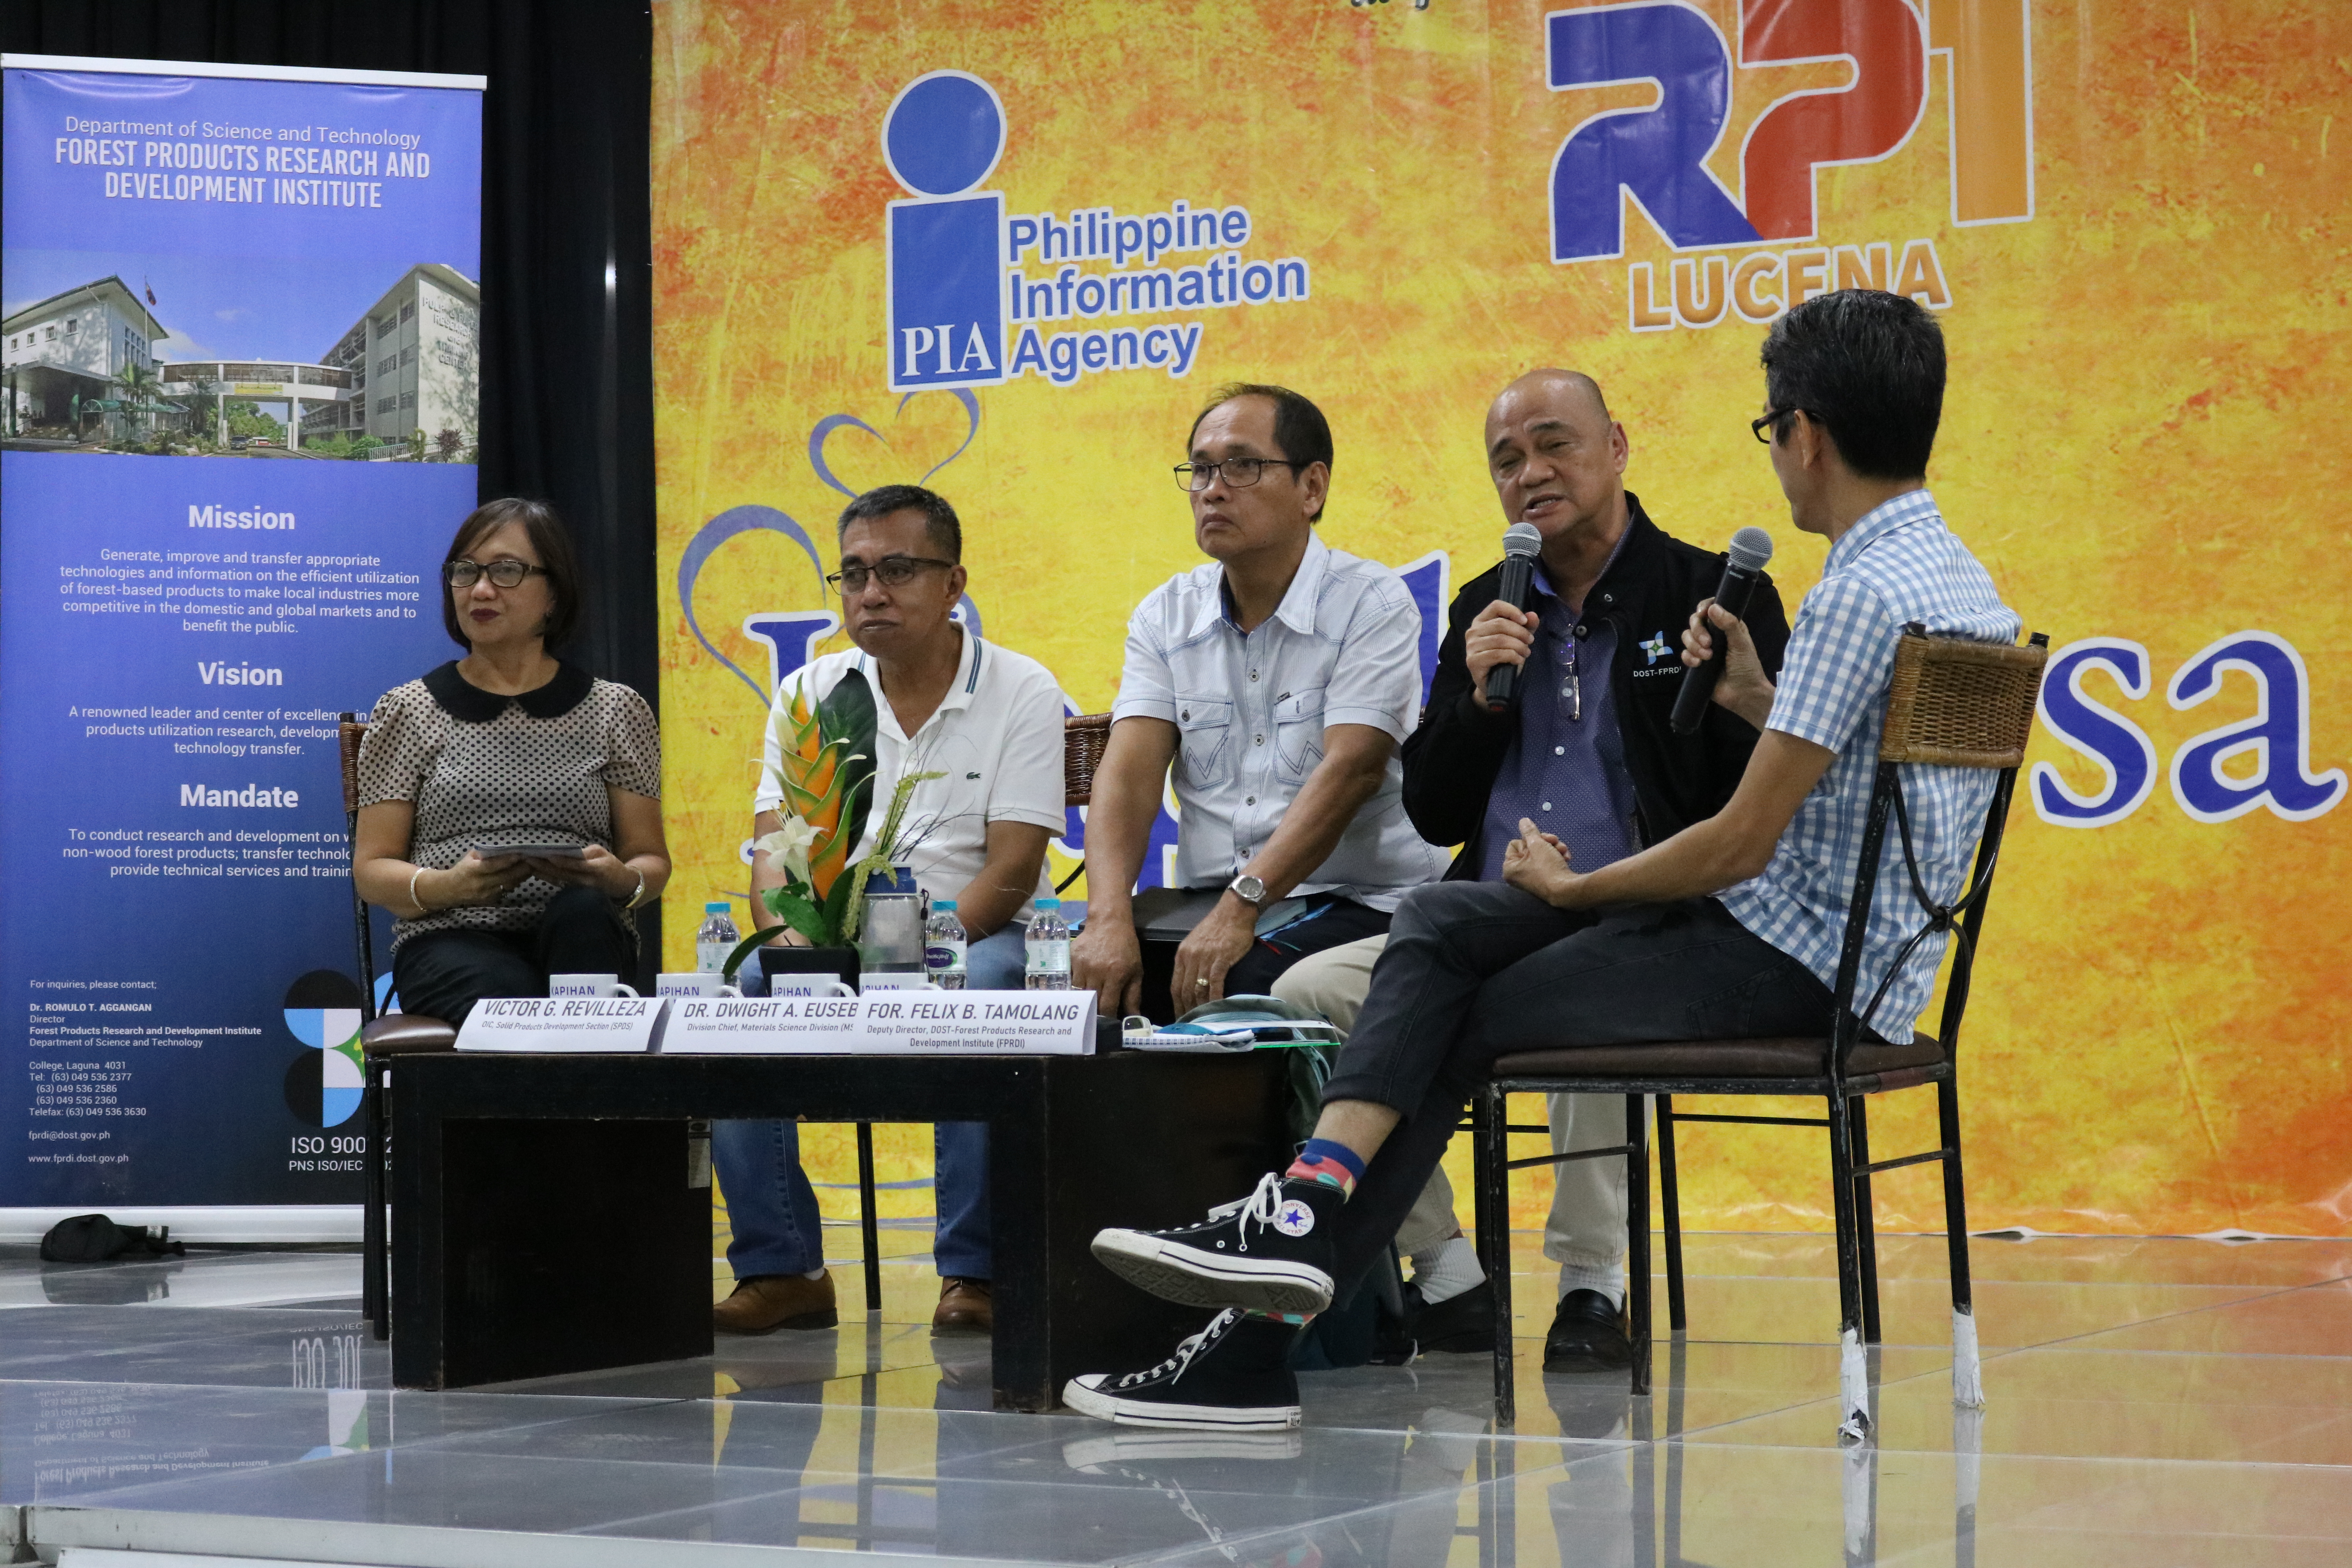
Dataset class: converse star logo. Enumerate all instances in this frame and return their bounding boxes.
[1640,632,1674,665]
[1271,1200,1315,1237]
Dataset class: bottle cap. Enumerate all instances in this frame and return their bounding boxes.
[1035,897,1060,910]
[933,899,958,912]
[704,900,729,913]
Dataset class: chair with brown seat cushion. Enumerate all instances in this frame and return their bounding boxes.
[341,716,458,1340]
[1470,629,2048,1434]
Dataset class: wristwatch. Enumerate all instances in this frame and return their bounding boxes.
[1227,873,1267,909]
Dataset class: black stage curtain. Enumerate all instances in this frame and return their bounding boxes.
[7,0,665,971]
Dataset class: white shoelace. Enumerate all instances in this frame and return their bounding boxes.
[1202,1172,1289,1255]
[1113,1308,1240,1388]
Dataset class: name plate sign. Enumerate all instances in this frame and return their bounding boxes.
[455,996,668,1053]
[661,990,1095,1056]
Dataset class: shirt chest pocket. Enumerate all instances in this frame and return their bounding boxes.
[1176,697,1235,789]
[1273,688,1326,782]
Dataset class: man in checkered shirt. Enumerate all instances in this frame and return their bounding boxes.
[1065,290,2024,1433]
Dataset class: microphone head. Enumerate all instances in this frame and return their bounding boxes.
[1726,526,1775,573]
[1501,522,1543,559]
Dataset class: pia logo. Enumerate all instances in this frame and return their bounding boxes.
[1546,0,2033,264]
[883,71,1008,394]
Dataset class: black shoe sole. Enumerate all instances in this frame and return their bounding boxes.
[716,1306,838,1334]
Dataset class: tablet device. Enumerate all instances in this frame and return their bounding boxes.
[474,842,586,860]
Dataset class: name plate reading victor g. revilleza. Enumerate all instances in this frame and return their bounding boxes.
[661,990,1095,1055]
[455,995,666,1053]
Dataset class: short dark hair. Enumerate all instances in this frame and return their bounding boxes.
[838,484,961,562]
[441,497,581,649]
[1188,382,1334,521]
[1760,290,1945,481]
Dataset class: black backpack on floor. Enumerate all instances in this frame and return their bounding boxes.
[38,1213,187,1262]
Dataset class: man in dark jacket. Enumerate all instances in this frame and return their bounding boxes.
[1273,368,1787,1371]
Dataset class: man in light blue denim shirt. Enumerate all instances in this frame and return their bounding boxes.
[1072,383,1446,1020]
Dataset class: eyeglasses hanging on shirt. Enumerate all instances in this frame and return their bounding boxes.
[1561,619,1582,722]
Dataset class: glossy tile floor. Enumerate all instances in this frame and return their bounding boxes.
[4,1229,2348,1564]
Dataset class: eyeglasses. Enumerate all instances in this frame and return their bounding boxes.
[444,557,547,588]
[1750,408,1813,445]
[825,554,955,594]
[1173,457,1306,492]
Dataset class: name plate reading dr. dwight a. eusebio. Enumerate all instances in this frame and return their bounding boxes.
[660,991,1095,1056]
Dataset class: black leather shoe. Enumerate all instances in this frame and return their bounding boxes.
[1408,1280,1497,1355]
[1543,1288,1632,1373]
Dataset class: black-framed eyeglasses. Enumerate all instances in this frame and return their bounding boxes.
[825,554,955,594]
[1750,408,1811,445]
[444,557,547,588]
[1173,457,1305,492]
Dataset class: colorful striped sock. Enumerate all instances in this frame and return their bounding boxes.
[1286,1138,1365,1197]
[1247,1309,1315,1327]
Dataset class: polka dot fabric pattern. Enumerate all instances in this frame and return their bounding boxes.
[355,661,661,950]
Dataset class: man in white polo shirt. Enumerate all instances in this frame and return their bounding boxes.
[1074,381,1447,1016]
[713,485,1067,1339]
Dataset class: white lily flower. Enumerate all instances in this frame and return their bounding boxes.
[753,818,820,886]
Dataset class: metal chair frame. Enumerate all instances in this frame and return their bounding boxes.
[1471,630,2047,1428]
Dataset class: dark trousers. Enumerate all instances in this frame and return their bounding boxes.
[1319,880,1835,1300]
[391,885,638,1026]
[1223,893,1394,998]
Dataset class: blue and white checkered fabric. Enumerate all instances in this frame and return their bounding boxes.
[1719,490,2022,1037]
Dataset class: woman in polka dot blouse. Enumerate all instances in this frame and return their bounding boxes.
[351,498,670,1025]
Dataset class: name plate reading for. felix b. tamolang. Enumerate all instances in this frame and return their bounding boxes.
[660,990,1095,1056]
[454,995,667,1053]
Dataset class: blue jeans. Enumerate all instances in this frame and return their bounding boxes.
[712,924,1027,1281]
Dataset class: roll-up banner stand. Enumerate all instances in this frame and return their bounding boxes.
[1,57,484,1240]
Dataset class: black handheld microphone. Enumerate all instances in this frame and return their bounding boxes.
[1481,522,1545,712]
[1670,526,1776,735]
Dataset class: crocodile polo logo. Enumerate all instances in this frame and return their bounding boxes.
[1641,632,1674,664]
[1272,1200,1316,1237]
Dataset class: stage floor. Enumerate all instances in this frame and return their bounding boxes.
[3,1230,2348,1565]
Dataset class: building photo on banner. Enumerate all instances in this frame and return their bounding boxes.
[0,55,485,1230]
[652,0,2348,1241]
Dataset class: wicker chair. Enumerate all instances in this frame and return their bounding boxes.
[1470,628,2048,1432]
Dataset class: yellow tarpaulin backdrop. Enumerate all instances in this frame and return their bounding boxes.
[653,0,2350,1237]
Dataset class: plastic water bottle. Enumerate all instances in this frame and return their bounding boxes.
[925,900,968,989]
[1024,898,1071,990]
[695,901,739,974]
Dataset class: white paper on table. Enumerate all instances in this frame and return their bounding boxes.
[454,995,668,1053]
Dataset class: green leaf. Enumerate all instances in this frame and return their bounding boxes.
[764,890,832,948]
[719,927,796,983]
[818,668,879,868]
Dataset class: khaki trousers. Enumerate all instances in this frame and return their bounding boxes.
[1271,933,1627,1273]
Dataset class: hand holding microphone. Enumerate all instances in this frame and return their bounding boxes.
[1670,526,1776,734]
[1475,523,1546,711]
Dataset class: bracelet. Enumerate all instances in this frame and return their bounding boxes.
[408,864,433,917]
[622,865,649,911]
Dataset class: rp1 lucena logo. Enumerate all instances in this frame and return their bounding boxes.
[1545,0,2032,333]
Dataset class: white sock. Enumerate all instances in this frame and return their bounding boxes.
[1408,1236,1486,1307]
[1556,1260,1624,1310]
[802,1266,827,1280]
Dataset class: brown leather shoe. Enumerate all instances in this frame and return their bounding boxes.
[715,1272,837,1334]
[932,1276,993,1335]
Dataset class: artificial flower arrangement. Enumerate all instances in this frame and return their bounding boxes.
[719,671,942,982]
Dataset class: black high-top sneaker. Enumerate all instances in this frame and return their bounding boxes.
[1091,1173,1340,1315]
[1063,1309,1303,1430]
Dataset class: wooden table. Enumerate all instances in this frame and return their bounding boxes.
[388,1038,1290,1410]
